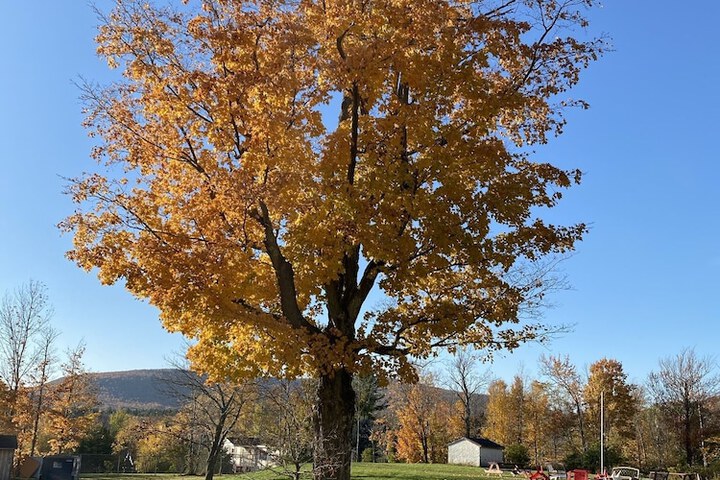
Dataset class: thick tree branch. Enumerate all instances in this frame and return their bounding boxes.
[348,84,360,185]
[253,200,318,333]
[348,259,381,322]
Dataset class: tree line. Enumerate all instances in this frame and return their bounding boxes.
[4,282,718,479]
[365,349,720,477]
[0,281,97,459]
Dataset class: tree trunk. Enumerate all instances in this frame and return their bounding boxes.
[30,384,45,456]
[684,397,692,465]
[314,368,355,480]
[575,399,587,452]
[421,430,429,464]
[464,397,471,437]
[205,413,227,480]
[205,450,220,480]
[356,415,361,461]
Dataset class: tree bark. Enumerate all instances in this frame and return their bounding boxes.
[204,408,228,480]
[314,368,355,480]
[421,427,429,464]
[684,395,692,465]
[575,398,587,452]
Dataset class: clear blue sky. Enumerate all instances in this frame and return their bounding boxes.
[0,1,718,386]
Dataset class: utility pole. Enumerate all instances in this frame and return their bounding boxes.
[600,390,605,476]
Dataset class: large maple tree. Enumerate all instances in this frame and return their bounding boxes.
[63,0,602,477]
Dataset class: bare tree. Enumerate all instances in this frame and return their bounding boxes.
[162,361,256,480]
[0,281,54,394]
[444,348,491,437]
[647,348,720,466]
[259,379,316,480]
[29,326,60,456]
[539,354,587,452]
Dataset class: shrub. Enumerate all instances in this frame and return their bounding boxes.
[506,444,531,468]
[362,448,375,462]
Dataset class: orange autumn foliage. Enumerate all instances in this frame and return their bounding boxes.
[63,2,603,476]
[391,380,463,463]
[63,0,603,384]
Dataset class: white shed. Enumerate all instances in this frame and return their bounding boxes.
[448,437,504,467]
[0,435,17,480]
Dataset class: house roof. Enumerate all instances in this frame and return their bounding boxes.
[0,435,18,449]
[448,436,504,450]
[226,436,262,446]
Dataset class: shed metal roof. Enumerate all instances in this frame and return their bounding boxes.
[448,436,505,450]
[0,435,18,449]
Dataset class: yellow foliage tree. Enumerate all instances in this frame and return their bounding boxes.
[0,381,12,432]
[45,345,98,454]
[484,379,512,446]
[8,386,33,462]
[392,380,460,463]
[135,420,186,473]
[584,358,637,458]
[525,380,550,466]
[540,354,588,452]
[63,1,603,478]
[485,377,527,448]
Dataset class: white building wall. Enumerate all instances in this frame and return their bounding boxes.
[448,440,481,466]
[0,450,13,480]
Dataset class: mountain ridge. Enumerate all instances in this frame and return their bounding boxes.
[78,369,488,414]
[80,368,190,412]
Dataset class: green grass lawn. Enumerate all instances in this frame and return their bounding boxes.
[352,462,512,480]
[82,463,512,480]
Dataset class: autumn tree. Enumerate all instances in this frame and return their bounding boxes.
[647,348,720,467]
[46,343,99,454]
[540,354,587,451]
[390,377,460,463]
[111,411,147,471]
[485,379,512,446]
[0,381,12,431]
[0,281,60,467]
[135,419,186,473]
[627,388,670,470]
[162,365,256,480]
[545,402,577,463]
[509,375,527,445]
[368,417,395,463]
[484,376,527,448]
[0,281,56,430]
[583,358,637,455]
[28,326,60,457]
[444,348,490,438]
[525,380,550,466]
[257,379,316,480]
[64,1,603,479]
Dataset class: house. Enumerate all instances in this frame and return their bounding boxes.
[447,437,504,467]
[223,437,276,472]
[0,435,18,480]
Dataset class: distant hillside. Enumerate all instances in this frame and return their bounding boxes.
[83,369,193,412]
[73,369,488,415]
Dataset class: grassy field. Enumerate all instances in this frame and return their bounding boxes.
[352,462,512,480]
[82,463,508,480]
